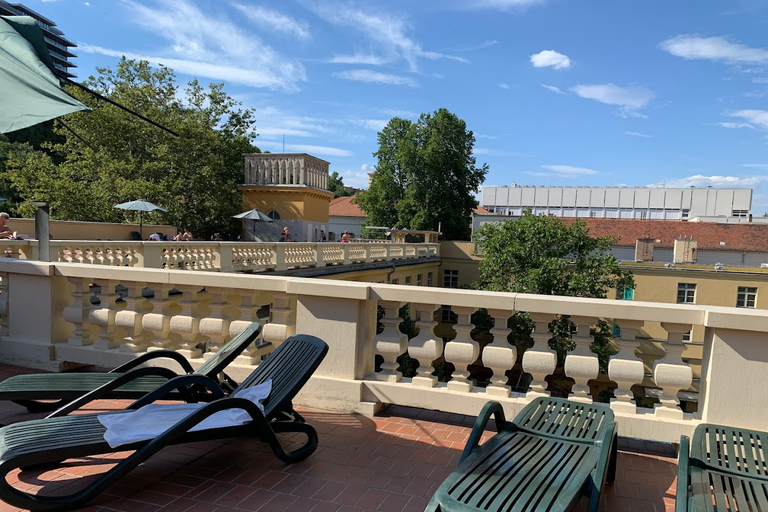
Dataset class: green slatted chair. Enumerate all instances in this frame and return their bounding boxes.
[426,397,618,512]
[0,333,328,512]
[0,322,262,413]
[677,424,768,512]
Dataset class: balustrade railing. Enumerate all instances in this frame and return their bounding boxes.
[0,259,764,443]
[0,240,439,272]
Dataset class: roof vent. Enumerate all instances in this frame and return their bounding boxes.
[664,263,675,268]
[761,263,768,269]
[714,263,725,271]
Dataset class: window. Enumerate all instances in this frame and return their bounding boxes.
[391,278,399,285]
[441,305,457,323]
[616,287,634,300]
[443,270,458,288]
[681,209,690,219]
[417,274,423,286]
[733,210,749,218]
[405,276,411,286]
[737,287,757,308]
[682,330,692,342]
[677,283,696,304]
[427,272,433,286]
[267,210,280,220]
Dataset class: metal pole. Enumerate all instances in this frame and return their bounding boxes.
[32,201,50,262]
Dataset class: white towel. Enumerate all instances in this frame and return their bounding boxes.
[98,380,272,448]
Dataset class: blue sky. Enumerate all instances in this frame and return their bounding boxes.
[28,0,768,213]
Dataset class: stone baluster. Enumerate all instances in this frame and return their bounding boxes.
[408,303,442,387]
[143,284,174,350]
[233,291,271,365]
[609,319,645,414]
[522,313,557,398]
[484,309,517,397]
[654,322,694,419]
[200,286,231,359]
[0,272,9,337]
[63,277,94,345]
[374,300,407,382]
[116,281,149,353]
[262,292,295,346]
[170,285,202,358]
[564,315,599,402]
[89,279,119,350]
[445,306,479,392]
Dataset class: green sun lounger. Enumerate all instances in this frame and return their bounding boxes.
[677,423,768,512]
[426,397,618,512]
[0,322,262,413]
[0,333,328,511]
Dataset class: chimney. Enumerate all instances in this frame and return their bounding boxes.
[634,238,655,262]
[673,237,697,264]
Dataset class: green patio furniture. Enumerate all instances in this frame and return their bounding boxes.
[677,423,768,512]
[0,333,328,511]
[426,397,618,512]
[0,322,262,413]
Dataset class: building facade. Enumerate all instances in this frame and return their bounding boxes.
[0,1,77,78]
[481,186,753,221]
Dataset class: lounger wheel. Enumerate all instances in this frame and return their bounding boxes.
[13,399,68,413]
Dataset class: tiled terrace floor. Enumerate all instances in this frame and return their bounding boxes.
[0,364,679,512]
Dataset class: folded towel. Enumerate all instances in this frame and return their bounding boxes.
[98,380,272,448]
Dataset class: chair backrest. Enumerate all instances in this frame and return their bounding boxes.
[193,322,262,378]
[235,334,328,421]
[692,424,768,478]
[130,231,142,240]
[513,397,615,444]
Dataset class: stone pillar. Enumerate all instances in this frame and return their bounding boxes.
[484,309,516,397]
[32,201,50,262]
[523,313,557,398]
[262,292,295,345]
[170,285,202,358]
[89,279,118,350]
[445,306,479,392]
[654,322,693,419]
[200,286,231,358]
[564,315,599,403]
[116,280,149,353]
[609,319,645,414]
[63,277,94,346]
[374,300,406,382]
[408,303,442,387]
[143,283,174,350]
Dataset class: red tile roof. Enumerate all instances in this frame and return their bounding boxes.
[474,206,491,214]
[571,218,768,252]
[329,194,365,217]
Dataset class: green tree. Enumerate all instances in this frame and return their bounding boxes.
[355,109,487,240]
[6,58,259,238]
[474,211,635,388]
[328,171,353,198]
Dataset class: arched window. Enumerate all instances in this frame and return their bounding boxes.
[267,210,280,220]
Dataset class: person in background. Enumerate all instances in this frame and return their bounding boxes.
[279,227,293,242]
[148,232,162,241]
[318,229,326,242]
[172,229,183,241]
[341,230,350,243]
[211,233,223,241]
[0,213,15,239]
[182,229,193,241]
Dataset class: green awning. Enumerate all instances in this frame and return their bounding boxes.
[0,15,89,133]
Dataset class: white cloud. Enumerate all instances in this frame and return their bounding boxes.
[659,35,768,65]
[308,5,465,72]
[258,141,353,157]
[79,44,303,91]
[541,84,564,94]
[649,175,768,188]
[351,119,389,131]
[109,0,305,91]
[382,109,418,118]
[742,164,768,169]
[625,131,653,138]
[330,54,388,66]
[465,0,546,11]
[530,50,571,70]
[333,69,418,87]
[498,83,510,89]
[722,109,768,131]
[231,4,310,40]
[529,165,599,178]
[571,83,655,117]
[338,165,375,189]
[253,106,334,139]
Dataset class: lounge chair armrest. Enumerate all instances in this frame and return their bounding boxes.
[110,350,194,374]
[126,374,225,410]
[46,366,179,418]
[587,420,618,512]
[676,435,691,512]
[460,401,507,464]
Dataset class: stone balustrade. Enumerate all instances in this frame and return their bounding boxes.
[1,259,766,444]
[0,241,439,272]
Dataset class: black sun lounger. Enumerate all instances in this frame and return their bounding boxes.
[0,322,262,413]
[0,333,328,511]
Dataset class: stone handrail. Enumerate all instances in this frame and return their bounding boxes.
[0,259,764,444]
[1,240,440,271]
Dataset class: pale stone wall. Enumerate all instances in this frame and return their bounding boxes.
[7,218,176,241]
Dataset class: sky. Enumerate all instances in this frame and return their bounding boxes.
[25,0,768,213]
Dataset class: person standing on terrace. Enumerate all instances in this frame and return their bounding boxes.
[0,213,15,239]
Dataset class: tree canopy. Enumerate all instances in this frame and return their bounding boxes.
[5,58,259,238]
[328,171,353,198]
[355,108,487,240]
[474,211,634,297]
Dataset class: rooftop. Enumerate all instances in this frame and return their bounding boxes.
[0,363,678,512]
[329,195,365,218]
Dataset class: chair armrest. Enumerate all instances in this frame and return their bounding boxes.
[126,374,225,410]
[110,350,194,374]
[676,435,690,512]
[460,401,507,464]
[45,366,179,418]
[587,420,618,512]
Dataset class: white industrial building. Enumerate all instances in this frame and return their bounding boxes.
[480,186,753,221]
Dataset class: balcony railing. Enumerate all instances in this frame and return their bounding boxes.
[1,259,765,445]
[3,241,440,271]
